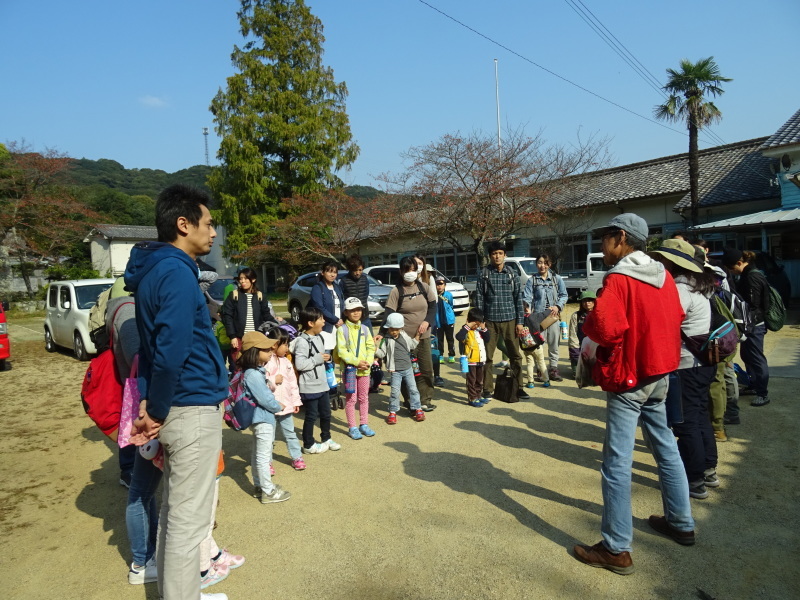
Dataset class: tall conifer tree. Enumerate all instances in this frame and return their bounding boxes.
[209,0,359,255]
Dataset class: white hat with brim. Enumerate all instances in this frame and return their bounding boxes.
[344,297,364,310]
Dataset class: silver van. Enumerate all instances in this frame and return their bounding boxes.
[44,279,115,360]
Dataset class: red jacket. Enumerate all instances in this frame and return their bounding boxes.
[583,255,684,393]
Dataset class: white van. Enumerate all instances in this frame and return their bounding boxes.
[44,279,115,360]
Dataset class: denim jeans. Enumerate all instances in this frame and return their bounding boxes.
[601,375,694,554]
[156,405,222,600]
[741,324,769,396]
[300,391,331,448]
[390,368,421,413]
[251,421,276,494]
[126,451,162,566]
[672,366,717,483]
[119,444,137,480]
[275,413,302,460]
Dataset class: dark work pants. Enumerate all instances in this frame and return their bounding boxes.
[741,324,769,397]
[672,365,717,483]
[300,391,331,448]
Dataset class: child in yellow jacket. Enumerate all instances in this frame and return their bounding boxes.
[336,298,376,439]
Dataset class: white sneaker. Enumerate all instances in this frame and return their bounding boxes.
[302,442,328,454]
[325,438,342,451]
[496,360,509,368]
[128,556,157,585]
[201,594,228,600]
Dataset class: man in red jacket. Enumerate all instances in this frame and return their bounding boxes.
[573,213,696,575]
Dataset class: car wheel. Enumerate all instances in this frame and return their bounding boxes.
[44,327,56,352]
[0,359,6,372]
[289,302,301,323]
[74,332,89,361]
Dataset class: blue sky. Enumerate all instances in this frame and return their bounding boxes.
[1,0,797,188]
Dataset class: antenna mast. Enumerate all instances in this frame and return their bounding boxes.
[202,127,210,166]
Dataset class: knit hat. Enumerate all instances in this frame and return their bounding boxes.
[594,213,649,244]
[651,239,703,273]
[344,297,364,310]
[721,247,743,268]
[385,312,405,329]
[241,331,277,352]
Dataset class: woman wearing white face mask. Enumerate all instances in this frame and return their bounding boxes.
[377,256,438,411]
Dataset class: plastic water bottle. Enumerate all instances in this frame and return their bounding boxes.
[344,364,356,394]
[460,355,469,373]
[325,361,337,388]
[560,321,568,342]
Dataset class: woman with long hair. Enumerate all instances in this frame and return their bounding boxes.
[652,239,718,500]
[722,248,771,407]
[222,267,277,367]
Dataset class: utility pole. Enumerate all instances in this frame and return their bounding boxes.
[202,127,210,166]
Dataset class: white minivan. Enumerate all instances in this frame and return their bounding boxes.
[44,279,115,360]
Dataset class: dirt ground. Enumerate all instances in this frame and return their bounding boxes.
[1,309,799,600]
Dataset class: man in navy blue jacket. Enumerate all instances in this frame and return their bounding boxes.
[124,184,228,600]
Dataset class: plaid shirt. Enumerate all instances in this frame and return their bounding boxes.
[474,265,524,324]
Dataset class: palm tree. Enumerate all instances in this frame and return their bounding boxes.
[654,57,732,227]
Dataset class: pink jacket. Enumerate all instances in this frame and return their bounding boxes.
[265,355,302,416]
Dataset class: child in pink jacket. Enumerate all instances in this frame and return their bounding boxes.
[265,330,306,471]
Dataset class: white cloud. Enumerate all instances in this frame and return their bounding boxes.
[139,95,168,108]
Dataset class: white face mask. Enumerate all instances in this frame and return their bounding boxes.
[403,271,418,283]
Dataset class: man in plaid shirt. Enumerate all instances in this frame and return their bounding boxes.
[474,241,527,400]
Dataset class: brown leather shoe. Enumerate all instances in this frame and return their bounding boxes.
[648,515,695,546]
[573,542,634,575]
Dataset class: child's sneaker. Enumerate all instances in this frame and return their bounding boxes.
[447,356,456,363]
[325,438,342,451]
[468,400,483,407]
[200,563,229,589]
[302,442,328,454]
[128,556,157,585]
[482,396,491,404]
[386,412,398,424]
[413,409,426,421]
[526,382,535,389]
[543,381,551,388]
[349,426,363,440]
[291,458,307,471]
[213,549,245,570]
[269,462,275,476]
[359,424,376,437]
[261,485,292,504]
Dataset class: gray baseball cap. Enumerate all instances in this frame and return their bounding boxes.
[594,213,649,244]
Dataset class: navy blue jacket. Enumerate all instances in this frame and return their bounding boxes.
[124,242,227,420]
[308,278,345,333]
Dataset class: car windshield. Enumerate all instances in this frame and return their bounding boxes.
[75,284,113,310]
[206,278,236,301]
[515,260,538,275]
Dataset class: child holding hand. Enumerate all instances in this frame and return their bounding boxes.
[375,312,426,424]
[239,331,292,504]
[336,298,376,440]
[455,307,491,407]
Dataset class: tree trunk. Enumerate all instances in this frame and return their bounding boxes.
[688,116,700,227]
[16,248,34,298]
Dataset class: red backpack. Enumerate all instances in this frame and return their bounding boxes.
[80,302,132,440]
